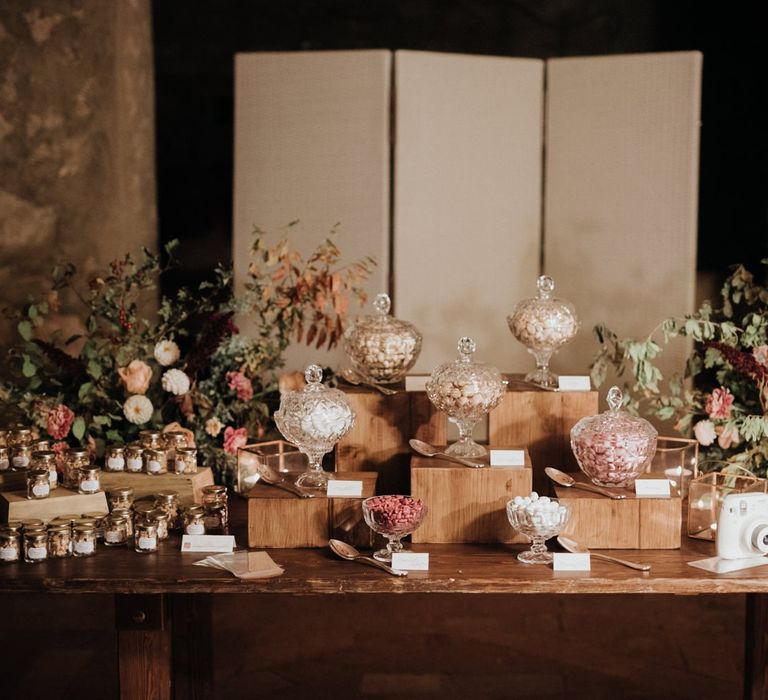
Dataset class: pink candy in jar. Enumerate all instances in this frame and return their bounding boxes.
[570,386,657,488]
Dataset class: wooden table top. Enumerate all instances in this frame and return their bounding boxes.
[3,520,768,595]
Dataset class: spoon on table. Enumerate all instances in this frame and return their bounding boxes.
[409,439,486,469]
[329,539,408,577]
[340,368,398,396]
[557,535,651,572]
[545,467,627,500]
[256,464,315,498]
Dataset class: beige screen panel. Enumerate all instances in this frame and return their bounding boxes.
[233,50,391,372]
[394,50,544,373]
[544,52,702,383]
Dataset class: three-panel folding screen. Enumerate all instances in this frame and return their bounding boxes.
[233,49,701,380]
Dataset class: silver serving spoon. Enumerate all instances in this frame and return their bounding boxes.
[558,535,651,572]
[409,439,486,469]
[545,467,627,500]
[329,539,408,576]
[256,464,315,498]
[340,368,398,396]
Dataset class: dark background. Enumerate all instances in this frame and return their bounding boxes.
[152,0,767,291]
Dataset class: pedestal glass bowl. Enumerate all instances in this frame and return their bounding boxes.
[425,337,506,458]
[362,495,427,562]
[273,365,356,491]
[507,275,579,388]
[506,496,571,564]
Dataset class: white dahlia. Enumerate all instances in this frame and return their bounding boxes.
[153,339,180,366]
[123,395,153,425]
[162,368,190,395]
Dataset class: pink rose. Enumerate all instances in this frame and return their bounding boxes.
[118,359,152,394]
[753,346,768,367]
[46,404,75,440]
[705,387,734,421]
[223,426,248,455]
[227,371,254,401]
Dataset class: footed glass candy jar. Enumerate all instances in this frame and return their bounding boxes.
[425,337,506,458]
[507,275,579,388]
[343,293,422,384]
[571,386,658,487]
[274,365,356,491]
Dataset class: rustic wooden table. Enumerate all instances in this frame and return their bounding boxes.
[1,510,767,700]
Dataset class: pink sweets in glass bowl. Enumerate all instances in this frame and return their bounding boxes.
[362,495,427,562]
[570,386,658,488]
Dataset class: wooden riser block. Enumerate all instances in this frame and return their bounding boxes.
[0,471,25,492]
[410,451,532,544]
[1,487,109,523]
[335,385,446,494]
[489,377,598,492]
[245,472,377,549]
[555,474,681,549]
[99,468,214,506]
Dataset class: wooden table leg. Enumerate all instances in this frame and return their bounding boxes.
[115,594,172,700]
[745,593,768,700]
[171,594,214,700]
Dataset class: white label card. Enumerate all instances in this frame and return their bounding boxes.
[552,552,591,571]
[634,479,671,498]
[489,449,526,467]
[326,480,363,497]
[181,535,235,553]
[558,375,592,391]
[391,552,429,571]
[405,375,429,392]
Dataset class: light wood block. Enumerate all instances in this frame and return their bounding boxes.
[245,472,377,549]
[1,487,109,524]
[410,451,532,544]
[335,385,446,494]
[99,468,214,506]
[488,377,598,492]
[555,474,681,549]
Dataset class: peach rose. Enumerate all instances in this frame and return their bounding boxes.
[118,360,152,394]
[278,370,305,394]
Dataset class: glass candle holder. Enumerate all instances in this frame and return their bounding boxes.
[648,437,698,497]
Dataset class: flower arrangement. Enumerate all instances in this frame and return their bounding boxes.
[0,223,375,480]
[591,261,768,475]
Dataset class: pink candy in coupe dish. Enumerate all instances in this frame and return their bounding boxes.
[362,495,427,562]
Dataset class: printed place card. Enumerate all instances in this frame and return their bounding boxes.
[634,478,671,498]
[405,375,429,392]
[688,555,768,574]
[558,375,592,391]
[181,535,235,553]
[552,552,591,571]
[326,480,363,497]
[391,552,429,571]
[489,449,526,467]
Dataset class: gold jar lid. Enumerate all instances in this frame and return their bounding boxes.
[204,503,226,513]
[109,487,134,498]
[31,440,50,451]
[47,524,71,533]
[148,508,169,522]
[12,428,33,441]
[126,441,143,451]
[58,514,81,524]
[176,446,196,455]
[202,484,226,496]
[186,504,205,515]
[32,450,57,464]
[82,511,107,520]
[66,448,90,460]
[106,444,125,454]
[163,431,188,446]
[74,518,98,528]
[49,517,74,527]
[24,526,48,535]
[106,513,127,525]
[0,530,20,540]
[80,466,100,476]
[24,531,47,541]
[133,500,155,514]
[155,490,179,502]
[73,525,96,535]
[21,519,45,529]
[144,448,167,460]
[136,522,157,534]
[28,468,49,479]
[4,521,23,533]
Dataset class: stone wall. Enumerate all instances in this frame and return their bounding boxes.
[0,0,156,345]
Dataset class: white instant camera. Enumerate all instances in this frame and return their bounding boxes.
[716,492,768,560]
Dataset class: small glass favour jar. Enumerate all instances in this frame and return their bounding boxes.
[202,484,228,525]
[343,292,423,384]
[135,522,158,553]
[154,491,180,529]
[139,430,163,449]
[72,525,97,557]
[10,428,33,448]
[571,386,658,488]
[203,503,227,534]
[78,467,101,494]
[82,512,108,539]
[0,446,9,471]
[149,509,170,540]
[507,275,579,388]
[64,448,90,489]
[47,525,73,558]
[111,508,134,538]
[183,505,206,535]
[172,446,198,475]
[104,445,126,472]
[32,450,58,490]
[31,439,50,452]
[103,514,128,547]
[11,444,32,471]
[162,431,188,462]
[108,487,134,512]
[274,364,356,491]
[125,443,144,473]
[425,337,506,458]
[26,469,50,500]
[0,530,21,562]
[144,448,168,476]
[24,531,48,563]
[21,519,44,531]
[133,500,155,525]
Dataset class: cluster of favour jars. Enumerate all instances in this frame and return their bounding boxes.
[105,429,198,476]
